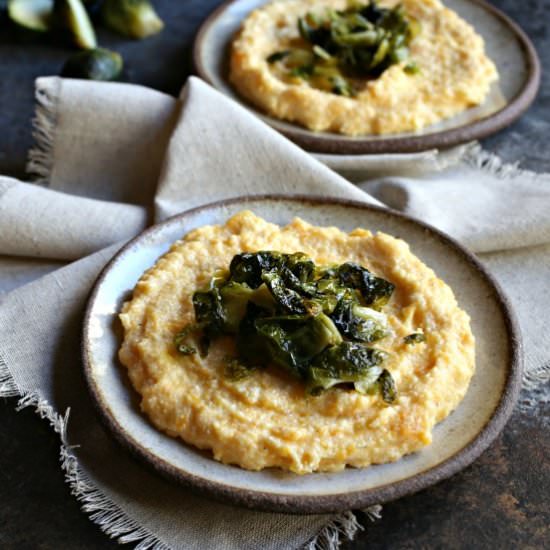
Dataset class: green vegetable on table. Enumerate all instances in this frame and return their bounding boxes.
[266,0,420,96]
[54,0,96,49]
[6,0,165,81]
[7,0,53,32]
[101,0,163,39]
[61,47,122,80]
[175,251,398,402]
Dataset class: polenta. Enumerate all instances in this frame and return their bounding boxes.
[119,212,475,474]
[229,0,498,135]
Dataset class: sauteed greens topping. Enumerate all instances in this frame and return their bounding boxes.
[266,0,420,96]
[175,251,397,402]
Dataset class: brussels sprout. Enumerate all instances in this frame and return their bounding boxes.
[219,281,255,333]
[330,299,388,343]
[7,0,53,32]
[101,0,163,39]
[54,0,96,48]
[336,262,395,310]
[262,271,307,315]
[61,47,122,80]
[307,341,389,396]
[182,250,399,401]
[255,313,342,374]
[229,251,281,288]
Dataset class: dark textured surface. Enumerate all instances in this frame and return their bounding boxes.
[0,1,549,549]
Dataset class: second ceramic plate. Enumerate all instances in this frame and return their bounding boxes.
[83,196,522,514]
[193,0,540,154]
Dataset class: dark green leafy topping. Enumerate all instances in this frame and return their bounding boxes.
[265,1,420,96]
[262,271,308,314]
[335,262,395,310]
[176,251,397,400]
[308,342,387,397]
[330,299,388,343]
[256,312,342,375]
[404,332,426,345]
[378,368,397,403]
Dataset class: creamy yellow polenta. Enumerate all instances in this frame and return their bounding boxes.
[119,211,475,474]
[229,0,498,135]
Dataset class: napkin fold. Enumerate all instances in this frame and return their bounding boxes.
[1,76,549,550]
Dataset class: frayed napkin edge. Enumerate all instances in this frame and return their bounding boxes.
[0,353,170,550]
[26,77,59,184]
[0,351,376,550]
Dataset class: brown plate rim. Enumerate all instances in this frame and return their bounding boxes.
[191,0,541,154]
[82,195,523,514]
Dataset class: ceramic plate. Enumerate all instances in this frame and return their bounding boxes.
[83,196,522,514]
[192,0,540,154]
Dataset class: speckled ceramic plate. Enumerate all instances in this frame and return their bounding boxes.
[192,0,540,154]
[82,196,522,514]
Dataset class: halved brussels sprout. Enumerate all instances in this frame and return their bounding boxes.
[61,47,123,80]
[7,0,53,32]
[54,0,97,49]
[101,0,163,39]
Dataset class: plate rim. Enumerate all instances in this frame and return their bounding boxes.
[82,195,523,514]
[191,0,541,154]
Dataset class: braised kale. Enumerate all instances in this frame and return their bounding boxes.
[175,251,398,401]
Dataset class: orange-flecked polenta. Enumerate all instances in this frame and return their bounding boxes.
[229,0,498,135]
[119,211,475,474]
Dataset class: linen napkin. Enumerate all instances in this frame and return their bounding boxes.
[1,76,549,550]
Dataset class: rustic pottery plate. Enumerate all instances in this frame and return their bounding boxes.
[83,196,522,514]
[192,0,540,154]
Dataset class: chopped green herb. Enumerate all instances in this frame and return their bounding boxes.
[404,61,420,74]
[378,368,397,403]
[404,332,426,345]
[225,359,256,381]
[176,251,399,400]
[174,324,203,355]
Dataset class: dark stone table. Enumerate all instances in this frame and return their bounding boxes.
[0,1,548,548]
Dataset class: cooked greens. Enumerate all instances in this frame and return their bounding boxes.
[404,332,426,345]
[266,0,420,96]
[175,251,398,402]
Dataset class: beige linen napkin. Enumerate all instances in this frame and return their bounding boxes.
[1,76,549,549]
